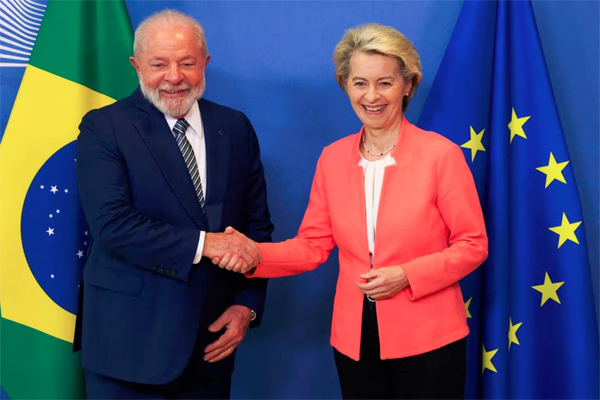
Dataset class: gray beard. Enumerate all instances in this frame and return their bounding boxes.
[139,77,205,118]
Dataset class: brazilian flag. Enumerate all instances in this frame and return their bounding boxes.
[0,1,137,398]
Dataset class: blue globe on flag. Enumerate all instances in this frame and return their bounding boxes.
[21,141,88,314]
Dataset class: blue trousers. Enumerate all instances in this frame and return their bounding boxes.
[85,368,232,399]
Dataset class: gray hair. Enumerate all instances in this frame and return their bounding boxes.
[333,23,422,111]
[133,9,208,57]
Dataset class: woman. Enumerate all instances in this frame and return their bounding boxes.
[219,23,487,399]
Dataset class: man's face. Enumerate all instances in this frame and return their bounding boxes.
[130,23,210,119]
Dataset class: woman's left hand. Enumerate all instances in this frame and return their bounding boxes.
[356,266,409,300]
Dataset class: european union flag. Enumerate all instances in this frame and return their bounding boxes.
[418,1,599,398]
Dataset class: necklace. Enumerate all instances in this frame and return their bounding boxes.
[362,133,396,156]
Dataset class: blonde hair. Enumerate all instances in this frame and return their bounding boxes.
[133,9,208,57]
[333,23,422,111]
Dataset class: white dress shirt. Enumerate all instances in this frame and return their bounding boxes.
[164,102,206,263]
[358,154,397,257]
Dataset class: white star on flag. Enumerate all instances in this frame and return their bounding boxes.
[50,186,58,194]
[77,250,84,258]
[64,189,69,193]
[46,227,55,236]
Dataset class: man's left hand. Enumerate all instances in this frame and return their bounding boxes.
[203,305,252,363]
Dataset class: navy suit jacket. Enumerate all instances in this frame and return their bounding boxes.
[74,88,273,384]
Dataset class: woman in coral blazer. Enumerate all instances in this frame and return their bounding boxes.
[219,23,487,400]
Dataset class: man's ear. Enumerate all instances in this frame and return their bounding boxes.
[130,56,141,77]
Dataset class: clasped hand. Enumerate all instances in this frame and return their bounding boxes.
[356,266,409,300]
[204,227,260,273]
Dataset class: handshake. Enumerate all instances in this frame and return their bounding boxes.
[203,227,261,274]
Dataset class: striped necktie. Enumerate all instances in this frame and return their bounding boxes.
[173,118,206,212]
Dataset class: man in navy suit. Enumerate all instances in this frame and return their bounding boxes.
[75,9,273,399]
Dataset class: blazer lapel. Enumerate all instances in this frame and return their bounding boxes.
[348,130,371,256]
[131,90,208,229]
[374,116,416,255]
[200,99,230,232]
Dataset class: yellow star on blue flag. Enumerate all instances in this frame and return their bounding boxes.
[508,108,530,144]
[536,152,569,188]
[532,272,564,306]
[461,126,486,162]
[549,212,581,248]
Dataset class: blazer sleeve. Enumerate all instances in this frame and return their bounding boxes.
[402,144,488,300]
[250,149,336,279]
[77,110,200,282]
[232,113,273,325]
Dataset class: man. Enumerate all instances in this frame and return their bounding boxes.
[74,9,272,399]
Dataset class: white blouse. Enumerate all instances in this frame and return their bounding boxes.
[358,154,397,259]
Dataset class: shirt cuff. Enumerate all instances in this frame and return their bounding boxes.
[193,231,206,264]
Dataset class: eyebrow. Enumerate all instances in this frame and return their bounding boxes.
[147,56,197,62]
[351,76,395,81]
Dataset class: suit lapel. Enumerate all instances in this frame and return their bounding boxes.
[131,90,208,229]
[200,99,230,232]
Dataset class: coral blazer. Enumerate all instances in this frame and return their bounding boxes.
[251,117,488,361]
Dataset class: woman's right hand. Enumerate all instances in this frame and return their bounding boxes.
[209,226,261,273]
[212,252,252,273]
[356,266,409,300]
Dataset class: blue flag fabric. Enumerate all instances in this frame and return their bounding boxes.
[418,1,599,399]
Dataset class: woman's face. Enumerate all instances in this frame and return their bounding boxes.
[346,52,411,134]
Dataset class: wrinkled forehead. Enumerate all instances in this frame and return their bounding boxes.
[138,20,206,56]
[348,51,404,77]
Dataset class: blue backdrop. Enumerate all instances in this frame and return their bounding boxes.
[1,1,597,398]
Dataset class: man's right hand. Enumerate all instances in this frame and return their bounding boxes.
[203,227,261,273]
